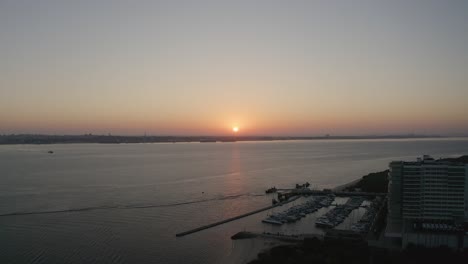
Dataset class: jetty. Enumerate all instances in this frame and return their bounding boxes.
[176,179,387,237]
[232,231,324,242]
[175,196,300,237]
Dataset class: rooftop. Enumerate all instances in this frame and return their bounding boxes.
[391,155,468,166]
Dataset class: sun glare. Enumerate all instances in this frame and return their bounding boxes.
[232,127,239,133]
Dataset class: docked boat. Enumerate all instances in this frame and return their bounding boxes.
[262,218,283,225]
[261,195,336,226]
[315,219,333,228]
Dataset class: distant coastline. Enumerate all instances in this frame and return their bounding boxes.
[0,134,453,145]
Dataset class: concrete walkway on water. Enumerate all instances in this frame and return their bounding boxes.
[175,196,300,237]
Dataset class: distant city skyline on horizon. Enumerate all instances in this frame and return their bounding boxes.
[1,1,467,136]
[0,132,463,138]
[2,133,467,146]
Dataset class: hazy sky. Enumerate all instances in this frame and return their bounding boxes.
[1,0,467,136]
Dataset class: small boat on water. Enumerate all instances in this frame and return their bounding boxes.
[315,220,334,228]
[262,218,283,225]
[47,150,54,154]
[265,187,277,194]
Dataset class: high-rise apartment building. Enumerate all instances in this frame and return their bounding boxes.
[385,155,468,248]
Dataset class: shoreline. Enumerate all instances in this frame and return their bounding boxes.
[0,135,456,145]
[332,178,362,192]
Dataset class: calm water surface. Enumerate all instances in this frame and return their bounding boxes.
[1,139,468,263]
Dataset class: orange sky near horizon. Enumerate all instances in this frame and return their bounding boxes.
[1,1,468,136]
[1,106,466,136]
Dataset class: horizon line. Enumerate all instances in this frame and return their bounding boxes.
[2,133,465,138]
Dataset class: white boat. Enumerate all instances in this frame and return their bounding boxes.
[262,218,283,225]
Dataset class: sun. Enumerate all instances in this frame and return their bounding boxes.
[232,126,239,133]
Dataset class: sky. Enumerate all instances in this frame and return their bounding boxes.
[1,0,467,136]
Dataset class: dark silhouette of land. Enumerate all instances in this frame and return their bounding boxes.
[441,155,468,163]
[0,134,443,145]
[342,170,389,193]
[249,237,468,264]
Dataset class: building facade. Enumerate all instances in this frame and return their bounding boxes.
[385,155,468,248]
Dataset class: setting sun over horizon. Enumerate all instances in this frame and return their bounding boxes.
[1,1,467,136]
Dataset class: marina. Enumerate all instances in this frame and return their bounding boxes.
[175,195,300,237]
[177,183,387,238]
[261,195,334,225]
[232,231,324,242]
[350,196,384,233]
[315,196,366,228]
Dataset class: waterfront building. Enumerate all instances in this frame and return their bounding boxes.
[385,155,468,248]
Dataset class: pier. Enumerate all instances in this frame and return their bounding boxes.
[231,230,364,243]
[175,185,386,237]
[175,196,300,237]
[232,231,316,242]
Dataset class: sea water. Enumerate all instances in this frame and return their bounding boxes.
[1,138,467,263]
